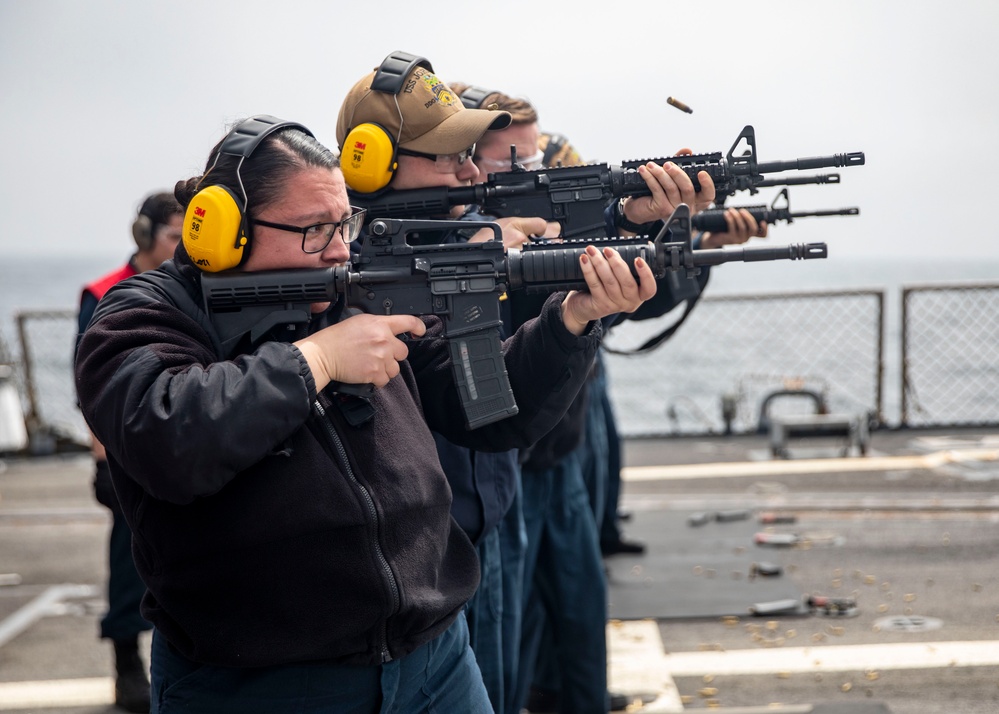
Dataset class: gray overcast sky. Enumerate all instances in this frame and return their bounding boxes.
[1,0,997,261]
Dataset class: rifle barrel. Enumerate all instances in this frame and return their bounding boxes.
[757,152,865,174]
[690,242,828,266]
[791,208,860,218]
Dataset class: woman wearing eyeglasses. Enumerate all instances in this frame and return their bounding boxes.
[74,115,656,713]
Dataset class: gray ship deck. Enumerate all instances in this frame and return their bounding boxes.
[1,427,998,713]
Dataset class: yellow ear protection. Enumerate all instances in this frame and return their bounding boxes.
[183,115,312,272]
[341,121,399,194]
[341,51,433,194]
[458,86,498,110]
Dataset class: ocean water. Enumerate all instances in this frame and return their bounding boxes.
[0,252,122,341]
[1,250,997,440]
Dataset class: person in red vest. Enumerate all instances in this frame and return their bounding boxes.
[75,191,183,713]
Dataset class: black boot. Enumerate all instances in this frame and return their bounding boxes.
[524,685,559,713]
[112,638,150,713]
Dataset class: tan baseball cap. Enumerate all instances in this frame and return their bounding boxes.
[336,64,512,156]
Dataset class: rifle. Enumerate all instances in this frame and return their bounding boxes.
[690,188,859,233]
[349,125,864,239]
[621,125,864,206]
[201,207,827,430]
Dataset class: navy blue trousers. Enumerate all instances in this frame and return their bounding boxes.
[466,526,504,712]
[150,612,491,713]
[95,459,151,641]
[515,452,608,714]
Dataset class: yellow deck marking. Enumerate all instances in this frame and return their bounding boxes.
[622,448,999,481]
[0,678,113,709]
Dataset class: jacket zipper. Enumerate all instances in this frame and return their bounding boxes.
[314,399,398,663]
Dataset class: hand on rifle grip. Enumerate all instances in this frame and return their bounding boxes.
[295,313,426,393]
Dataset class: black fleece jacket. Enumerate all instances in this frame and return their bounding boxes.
[74,253,601,668]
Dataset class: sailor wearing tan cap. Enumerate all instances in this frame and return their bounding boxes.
[334,52,656,714]
[337,51,558,249]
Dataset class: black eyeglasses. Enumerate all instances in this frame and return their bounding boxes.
[397,144,476,173]
[251,206,367,253]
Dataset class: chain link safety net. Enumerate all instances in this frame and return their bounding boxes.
[7,284,999,447]
[902,284,999,427]
[603,290,885,437]
[14,309,89,448]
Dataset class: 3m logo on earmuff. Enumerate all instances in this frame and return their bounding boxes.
[188,205,206,238]
[341,123,397,194]
[349,139,368,169]
[185,205,207,265]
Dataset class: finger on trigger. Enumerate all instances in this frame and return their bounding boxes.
[390,314,426,338]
